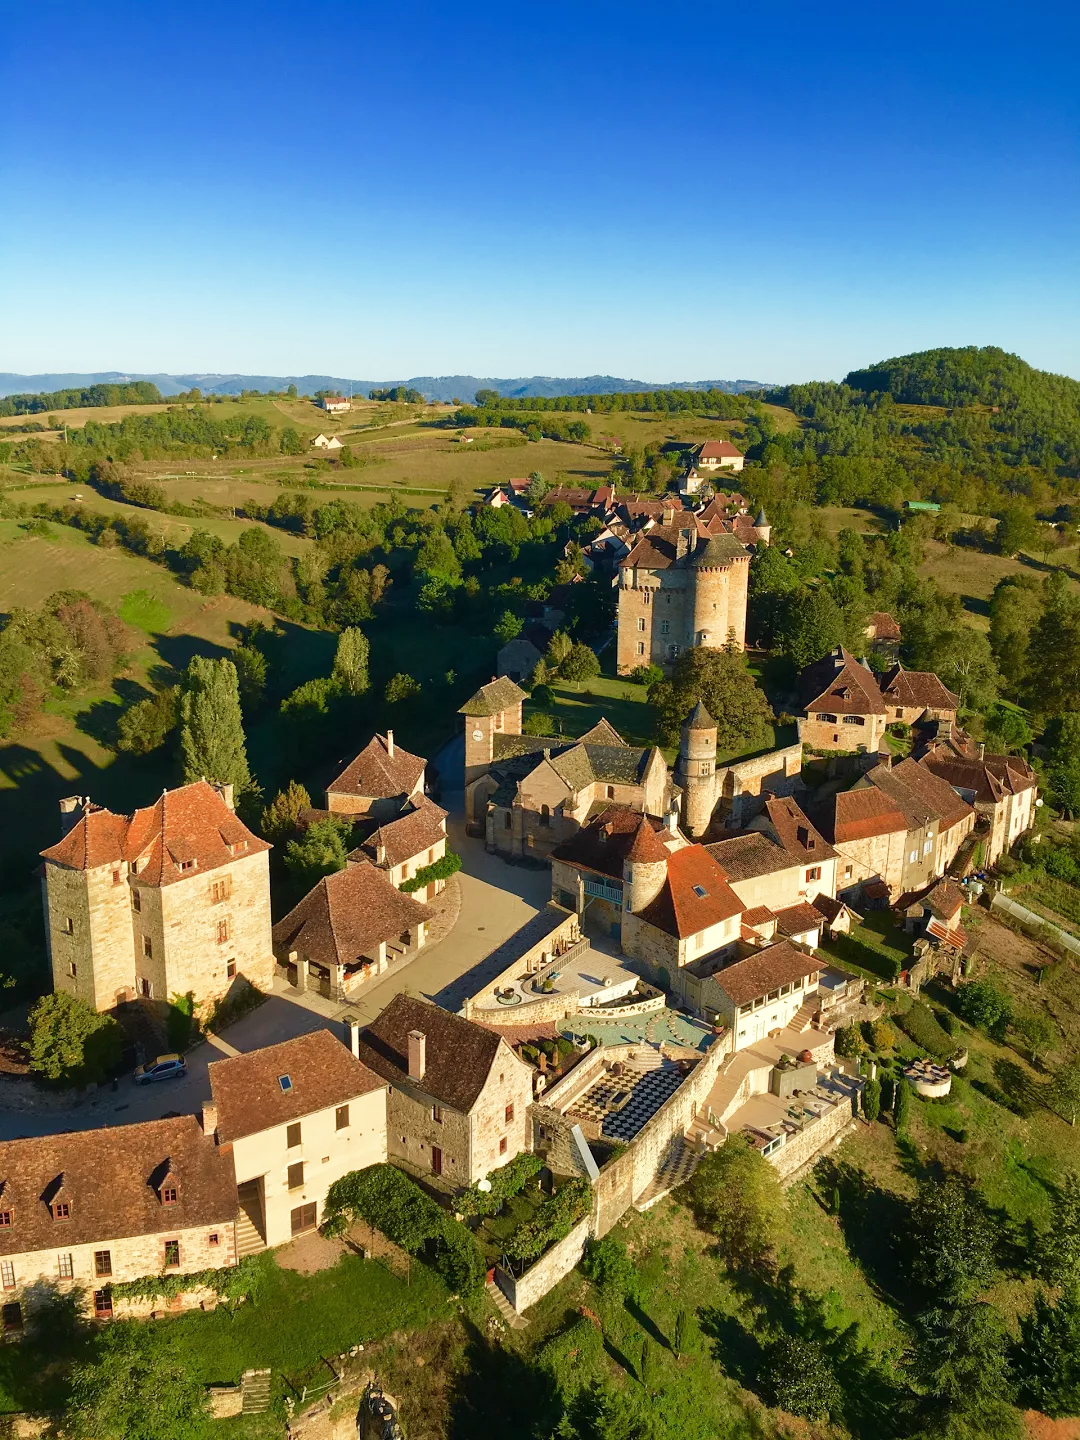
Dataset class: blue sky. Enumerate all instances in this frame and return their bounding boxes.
[2,0,1079,382]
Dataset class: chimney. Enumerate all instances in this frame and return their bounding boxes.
[977,742,985,761]
[343,1015,361,1059]
[386,729,395,759]
[213,781,235,811]
[662,507,675,526]
[407,1029,427,1082]
[665,803,679,833]
[201,1102,218,1142]
[58,796,85,837]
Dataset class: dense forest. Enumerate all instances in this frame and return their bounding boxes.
[0,380,164,417]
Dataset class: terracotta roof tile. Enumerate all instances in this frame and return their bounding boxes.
[626,816,671,863]
[638,845,744,938]
[209,1030,385,1142]
[867,611,902,641]
[823,786,907,843]
[360,797,447,870]
[762,795,838,862]
[271,861,433,968]
[355,994,522,1113]
[706,832,794,882]
[40,782,268,885]
[879,759,974,831]
[697,440,743,459]
[802,649,886,717]
[879,666,959,712]
[773,901,826,936]
[551,807,661,881]
[0,1116,235,1258]
[327,735,426,803]
[710,941,822,1007]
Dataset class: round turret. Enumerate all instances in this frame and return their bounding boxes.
[677,700,718,838]
[621,818,669,913]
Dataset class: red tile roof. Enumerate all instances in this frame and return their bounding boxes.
[879,666,959,713]
[867,611,902,641]
[924,879,965,922]
[825,786,907,843]
[271,860,433,968]
[697,440,744,459]
[0,1116,236,1258]
[638,845,744,938]
[706,832,795,883]
[625,816,670,864]
[40,782,267,884]
[802,649,886,717]
[710,941,821,1007]
[355,994,518,1113]
[741,905,776,928]
[762,795,838,862]
[361,797,447,870]
[327,734,426,803]
[209,1030,385,1142]
[551,807,663,881]
[920,752,1037,804]
[773,901,825,936]
[877,759,974,831]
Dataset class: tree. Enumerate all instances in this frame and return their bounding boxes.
[231,642,267,714]
[561,643,600,683]
[1043,713,1080,817]
[260,780,312,842]
[279,426,303,455]
[834,1023,866,1058]
[1013,1284,1080,1417]
[1012,1007,1056,1065]
[179,656,253,796]
[685,1134,784,1269]
[638,1336,660,1393]
[545,631,573,670]
[69,1321,209,1440]
[1036,1172,1080,1281]
[996,506,1040,557]
[28,992,123,1087]
[385,672,421,704]
[989,575,1044,690]
[580,1235,639,1304]
[862,1075,882,1123]
[956,978,1012,1041]
[673,1307,697,1358]
[1051,1055,1080,1126]
[982,701,1033,754]
[332,627,370,695]
[768,1334,842,1420]
[907,1176,997,1302]
[493,610,524,646]
[894,1076,912,1131]
[778,586,846,670]
[1025,586,1080,715]
[283,817,351,889]
[910,1300,1016,1437]
[649,647,774,752]
[116,686,178,755]
[526,471,549,505]
[871,1020,897,1050]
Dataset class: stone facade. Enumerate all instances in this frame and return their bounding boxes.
[800,710,888,754]
[495,1215,592,1313]
[2,1222,235,1324]
[715,743,803,828]
[616,543,750,674]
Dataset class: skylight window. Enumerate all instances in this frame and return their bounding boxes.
[692,885,707,898]
[278,1075,292,1092]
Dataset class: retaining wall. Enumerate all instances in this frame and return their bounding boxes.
[495,1215,593,1313]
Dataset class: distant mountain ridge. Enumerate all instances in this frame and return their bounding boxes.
[0,371,773,403]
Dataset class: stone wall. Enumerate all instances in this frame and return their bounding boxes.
[44,859,134,1011]
[717,743,802,826]
[159,848,275,1008]
[461,908,581,1016]
[495,1215,593,1313]
[771,1094,857,1182]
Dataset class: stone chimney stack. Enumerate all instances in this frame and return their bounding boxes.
[386,729,395,759]
[201,1102,218,1141]
[212,782,235,811]
[407,1029,427,1082]
[343,1015,361,1059]
[662,507,675,527]
[58,796,86,837]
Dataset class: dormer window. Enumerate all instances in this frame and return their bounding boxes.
[179,859,196,873]
[0,1210,12,1229]
[53,1202,70,1221]
[162,1186,178,1206]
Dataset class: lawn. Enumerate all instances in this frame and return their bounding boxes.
[818,911,915,983]
[523,668,660,752]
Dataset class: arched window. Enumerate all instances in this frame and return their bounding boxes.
[540,804,551,828]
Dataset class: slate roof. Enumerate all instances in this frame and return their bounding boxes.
[209,1030,385,1143]
[762,795,838,862]
[327,734,426,803]
[0,1116,236,1258]
[638,845,744,938]
[354,994,516,1113]
[879,666,960,713]
[685,700,715,732]
[709,941,822,1008]
[40,782,267,884]
[801,649,886,717]
[688,533,749,567]
[577,718,628,747]
[459,676,528,717]
[551,807,664,881]
[360,796,447,870]
[272,861,433,968]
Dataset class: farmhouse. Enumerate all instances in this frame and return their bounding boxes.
[320,396,351,413]
[312,433,343,450]
[41,782,273,1015]
[692,439,745,472]
[326,731,427,821]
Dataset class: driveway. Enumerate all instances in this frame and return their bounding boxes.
[0,804,550,1141]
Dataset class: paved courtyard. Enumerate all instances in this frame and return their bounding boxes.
[0,806,551,1140]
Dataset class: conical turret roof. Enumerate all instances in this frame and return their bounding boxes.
[754,505,768,527]
[625,816,669,865]
[685,700,715,731]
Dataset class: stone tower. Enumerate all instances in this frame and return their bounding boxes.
[458,676,527,789]
[621,817,669,914]
[677,700,718,839]
[689,535,750,651]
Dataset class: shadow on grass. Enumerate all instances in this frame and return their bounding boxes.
[814,1157,913,1312]
[446,1319,564,1440]
[625,1297,672,1352]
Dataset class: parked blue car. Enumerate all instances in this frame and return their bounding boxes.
[134,1053,187,1085]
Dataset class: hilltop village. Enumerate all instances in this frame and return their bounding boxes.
[0,440,1041,1375]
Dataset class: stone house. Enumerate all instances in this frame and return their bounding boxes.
[816,787,911,900]
[799,649,888,754]
[879,666,959,726]
[41,781,273,1015]
[865,758,976,878]
[865,612,902,661]
[320,396,351,413]
[692,439,745,472]
[355,796,450,897]
[312,433,343,450]
[616,527,750,673]
[496,632,545,684]
[904,878,967,950]
[706,794,839,921]
[208,1030,387,1249]
[353,995,533,1188]
[686,940,824,1044]
[0,1116,236,1329]
[272,860,433,1003]
[326,731,427,821]
[919,747,1038,867]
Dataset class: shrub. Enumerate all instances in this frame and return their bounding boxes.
[455,1153,543,1219]
[897,1001,957,1059]
[956,979,1013,1041]
[28,992,123,1087]
[400,850,462,894]
[503,1179,591,1268]
[835,1024,866,1058]
[870,1020,897,1051]
[580,1234,639,1302]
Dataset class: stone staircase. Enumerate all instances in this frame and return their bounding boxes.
[634,1134,704,1211]
[241,1369,271,1414]
[789,998,820,1033]
[486,1277,528,1329]
[235,1185,267,1258]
